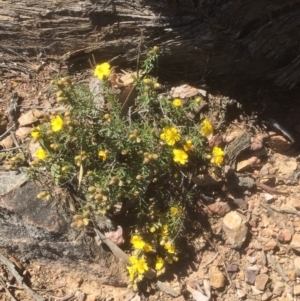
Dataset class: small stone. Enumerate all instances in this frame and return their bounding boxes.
[294,285,300,296]
[269,135,291,152]
[208,202,231,216]
[290,233,300,252]
[236,289,247,299]
[263,240,277,251]
[294,257,300,268]
[237,157,260,172]
[245,266,259,285]
[248,256,256,264]
[273,282,285,296]
[261,292,272,301]
[264,193,274,203]
[278,229,292,243]
[226,264,238,273]
[255,274,269,291]
[288,270,296,281]
[18,110,39,126]
[222,211,248,248]
[251,136,264,151]
[16,127,32,140]
[251,285,263,295]
[0,135,14,149]
[209,266,226,288]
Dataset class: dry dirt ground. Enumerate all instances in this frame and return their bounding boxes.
[1,62,300,301]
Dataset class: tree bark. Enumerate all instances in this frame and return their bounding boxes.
[1,0,300,87]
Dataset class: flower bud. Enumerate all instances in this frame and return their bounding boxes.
[56,90,64,98]
[88,186,96,192]
[50,143,58,150]
[136,175,143,181]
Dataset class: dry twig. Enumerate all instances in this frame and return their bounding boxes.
[266,252,293,286]
[0,254,45,301]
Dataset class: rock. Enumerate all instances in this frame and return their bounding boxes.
[208,202,231,216]
[277,229,292,243]
[236,157,260,172]
[16,127,32,140]
[269,135,291,152]
[294,285,300,296]
[264,193,274,203]
[236,289,247,299]
[104,226,124,245]
[290,233,300,252]
[0,180,128,285]
[251,136,264,151]
[170,84,199,98]
[261,292,272,301]
[255,274,269,291]
[18,110,39,126]
[251,285,264,295]
[0,135,14,149]
[294,257,300,276]
[222,211,248,248]
[273,282,285,296]
[232,198,248,210]
[226,264,238,273]
[209,266,226,288]
[263,240,277,251]
[245,266,259,285]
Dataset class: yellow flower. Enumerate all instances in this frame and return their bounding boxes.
[172,98,182,107]
[195,97,202,103]
[160,127,181,146]
[164,241,175,254]
[173,149,188,165]
[155,257,164,270]
[51,115,63,132]
[200,119,213,137]
[170,206,183,217]
[183,140,194,151]
[94,62,111,79]
[31,126,41,139]
[131,235,146,249]
[129,256,148,275]
[98,150,108,162]
[127,265,137,281]
[211,146,224,166]
[161,225,169,236]
[35,148,47,160]
[143,243,152,252]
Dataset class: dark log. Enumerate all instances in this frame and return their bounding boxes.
[0,0,300,87]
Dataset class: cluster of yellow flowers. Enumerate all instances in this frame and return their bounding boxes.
[159,117,224,167]
[200,118,224,166]
[127,205,183,284]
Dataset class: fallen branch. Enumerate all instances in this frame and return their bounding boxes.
[256,181,289,195]
[0,275,18,301]
[266,252,293,286]
[0,253,45,301]
[260,202,300,217]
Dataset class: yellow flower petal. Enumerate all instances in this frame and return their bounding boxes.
[200,119,213,137]
[35,148,47,160]
[172,98,182,107]
[51,115,63,132]
[31,126,41,139]
[183,140,194,151]
[131,235,146,249]
[94,62,111,80]
[173,149,188,165]
[160,127,181,146]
